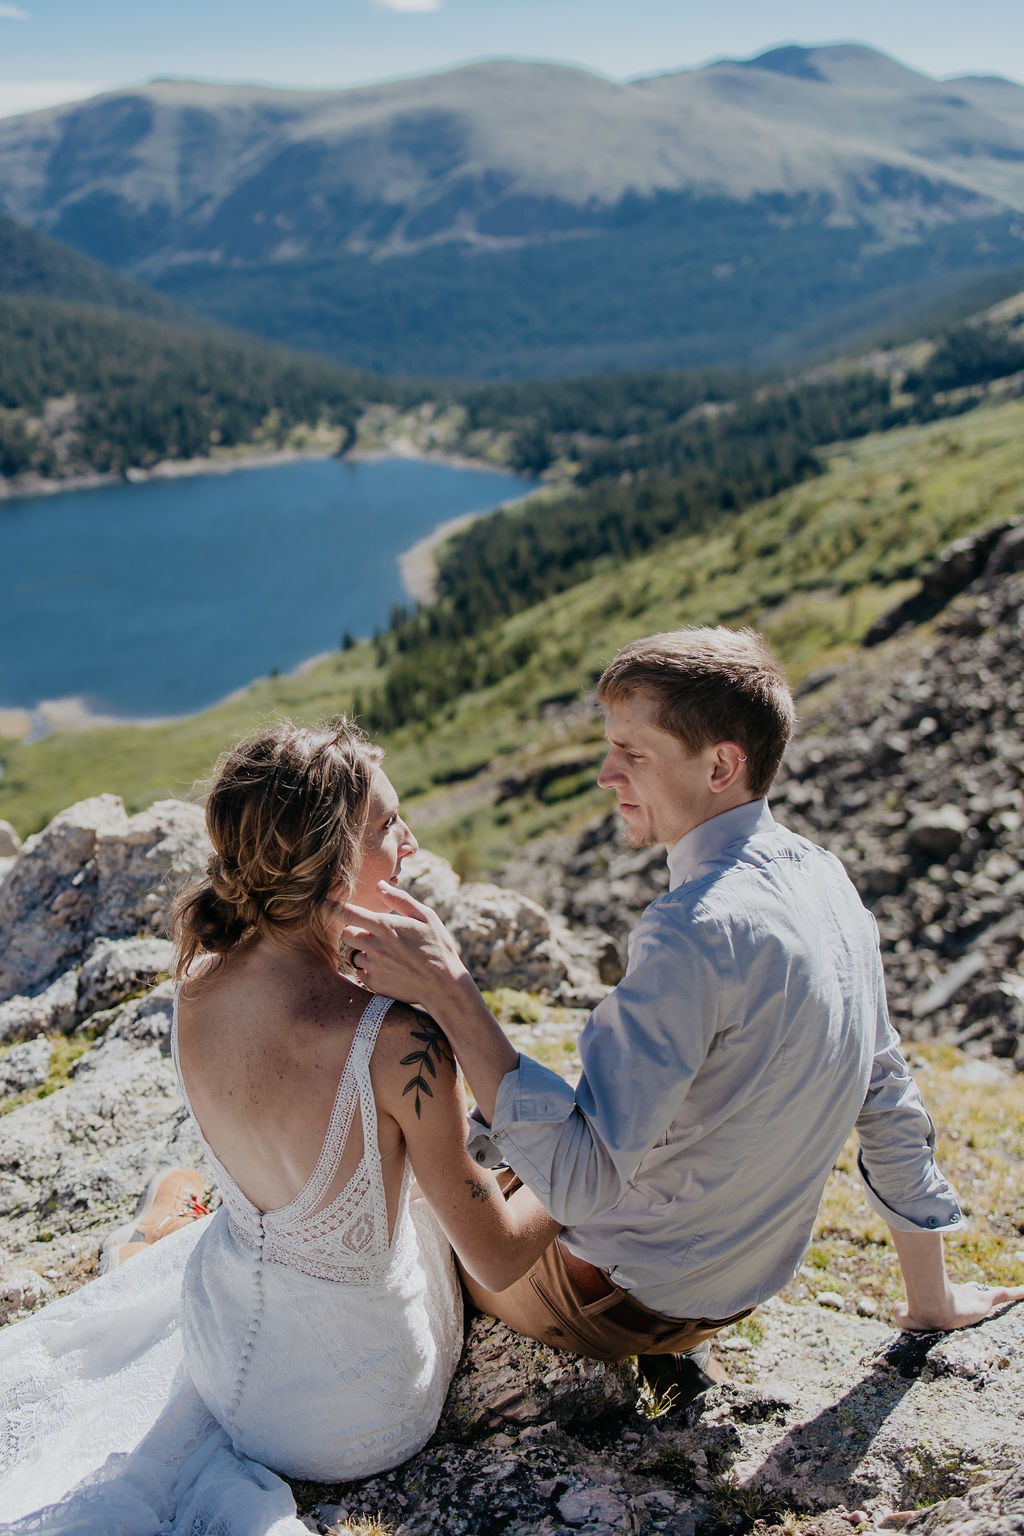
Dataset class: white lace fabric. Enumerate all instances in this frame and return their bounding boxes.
[171,990,402,1284]
[0,992,464,1533]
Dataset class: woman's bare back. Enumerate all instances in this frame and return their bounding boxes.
[175,940,407,1230]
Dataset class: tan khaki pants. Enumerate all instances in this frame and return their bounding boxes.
[459,1171,752,1364]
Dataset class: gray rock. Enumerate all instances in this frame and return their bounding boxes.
[402,851,611,1002]
[906,806,971,859]
[306,1296,1024,1536]
[0,968,79,1045]
[399,847,463,922]
[447,882,592,999]
[0,1037,53,1096]
[77,936,175,1020]
[0,796,208,1006]
[0,1265,55,1324]
[0,819,20,857]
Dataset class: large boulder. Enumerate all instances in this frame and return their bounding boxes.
[0,969,78,1045]
[402,849,611,1004]
[0,797,209,1005]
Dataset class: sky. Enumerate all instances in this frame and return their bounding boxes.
[0,0,1022,119]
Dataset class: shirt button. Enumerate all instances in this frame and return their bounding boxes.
[927,1217,939,1228]
[475,1151,487,1163]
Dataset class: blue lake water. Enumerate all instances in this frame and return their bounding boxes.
[0,456,532,719]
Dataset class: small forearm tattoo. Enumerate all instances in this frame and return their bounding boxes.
[465,1177,494,1202]
[400,1017,455,1118]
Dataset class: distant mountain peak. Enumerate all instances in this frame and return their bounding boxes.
[735,45,826,82]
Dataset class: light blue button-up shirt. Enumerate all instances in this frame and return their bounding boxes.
[472,799,961,1319]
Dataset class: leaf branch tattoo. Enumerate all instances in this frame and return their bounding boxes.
[401,1018,455,1118]
[465,1178,494,1202]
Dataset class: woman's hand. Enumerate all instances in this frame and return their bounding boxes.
[341,883,469,1012]
[342,883,518,1124]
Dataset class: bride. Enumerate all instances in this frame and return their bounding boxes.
[0,718,559,1534]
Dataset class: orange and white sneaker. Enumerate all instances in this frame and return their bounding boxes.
[99,1166,210,1274]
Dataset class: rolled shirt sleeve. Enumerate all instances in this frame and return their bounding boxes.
[466,904,723,1228]
[855,974,963,1234]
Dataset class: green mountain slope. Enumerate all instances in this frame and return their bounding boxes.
[0,295,387,480]
[0,211,200,326]
[3,49,1024,375]
[0,214,410,484]
[3,390,1021,847]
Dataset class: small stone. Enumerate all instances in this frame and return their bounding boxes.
[0,1265,56,1323]
[0,1036,53,1096]
[849,1512,870,1526]
[856,1297,878,1317]
[557,1486,627,1526]
[815,1291,845,1310]
[906,804,970,859]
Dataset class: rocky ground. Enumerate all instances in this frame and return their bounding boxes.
[503,524,1024,1071]
[1,526,1023,1532]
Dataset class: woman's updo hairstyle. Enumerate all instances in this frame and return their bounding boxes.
[174,717,382,980]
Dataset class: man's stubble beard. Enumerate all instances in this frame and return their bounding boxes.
[621,820,655,851]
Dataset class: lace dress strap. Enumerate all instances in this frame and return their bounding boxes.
[170,987,393,1224]
[283,992,393,1221]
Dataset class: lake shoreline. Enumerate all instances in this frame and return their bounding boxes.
[0,449,533,742]
[2,646,343,744]
[0,446,337,502]
[0,437,517,503]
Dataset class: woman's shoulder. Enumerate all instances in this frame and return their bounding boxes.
[370,1000,451,1063]
[368,1001,458,1109]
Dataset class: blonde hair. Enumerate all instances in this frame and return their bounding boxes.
[597,627,795,797]
[174,718,382,979]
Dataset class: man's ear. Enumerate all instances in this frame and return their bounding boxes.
[709,741,748,793]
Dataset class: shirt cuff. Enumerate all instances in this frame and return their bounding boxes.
[465,1055,577,1167]
[857,1151,964,1234]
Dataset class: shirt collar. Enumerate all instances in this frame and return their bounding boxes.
[666,798,774,890]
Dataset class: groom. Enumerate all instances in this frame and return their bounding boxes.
[345,626,1022,1388]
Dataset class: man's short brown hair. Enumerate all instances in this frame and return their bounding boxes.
[597,627,795,797]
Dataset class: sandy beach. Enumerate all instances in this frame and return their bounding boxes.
[398,508,493,604]
[398,485,539,603]
[0,431,520,504]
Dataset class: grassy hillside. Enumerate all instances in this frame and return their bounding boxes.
[2,395,1021,852]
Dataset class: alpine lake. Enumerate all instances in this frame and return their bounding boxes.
[0,455,533,728]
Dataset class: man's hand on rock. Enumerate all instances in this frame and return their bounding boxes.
[895,1278,1024,1333]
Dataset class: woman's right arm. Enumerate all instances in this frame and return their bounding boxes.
[374,1007,561,1292]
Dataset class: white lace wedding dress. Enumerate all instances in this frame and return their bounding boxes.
[0,992,464,1534]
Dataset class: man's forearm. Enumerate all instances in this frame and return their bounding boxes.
[890,1227,952,1327]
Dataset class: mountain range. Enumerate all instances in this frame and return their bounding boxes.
[2,44,1024,376]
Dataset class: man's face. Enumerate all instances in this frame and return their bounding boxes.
[597,692,719,850]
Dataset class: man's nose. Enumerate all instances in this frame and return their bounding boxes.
[597,752,619,788]
[401,822,418,857]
